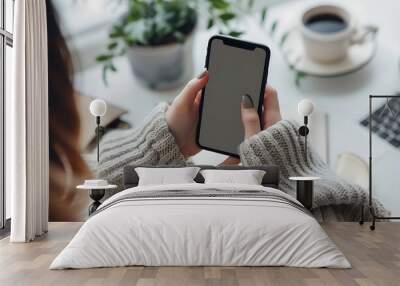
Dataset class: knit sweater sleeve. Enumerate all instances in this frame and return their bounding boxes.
[239,119,388,221]
[96,103,186,187]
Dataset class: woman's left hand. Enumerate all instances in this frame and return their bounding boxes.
[166,70,208,158]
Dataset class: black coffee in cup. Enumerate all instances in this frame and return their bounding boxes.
[305,13,347,34]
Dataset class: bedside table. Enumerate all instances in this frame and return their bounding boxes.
[77,180,117,215]
[289,177,320,210]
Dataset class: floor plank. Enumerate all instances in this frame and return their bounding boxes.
[0,222,399,286]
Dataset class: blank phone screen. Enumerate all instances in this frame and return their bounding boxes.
[198,38,268,156]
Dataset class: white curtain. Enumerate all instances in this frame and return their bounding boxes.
[8,0,49,242]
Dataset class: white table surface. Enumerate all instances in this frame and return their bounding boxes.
[75,0,400,213]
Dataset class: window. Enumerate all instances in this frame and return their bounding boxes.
[0,0,14,230]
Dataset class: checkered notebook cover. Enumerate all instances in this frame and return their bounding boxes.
[360,97,400,148]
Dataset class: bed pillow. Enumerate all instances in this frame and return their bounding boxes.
[200,169,266,185]
[135,167,201,186]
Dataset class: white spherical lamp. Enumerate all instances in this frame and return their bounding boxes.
[90,99,107,117]
[298,99,314,116]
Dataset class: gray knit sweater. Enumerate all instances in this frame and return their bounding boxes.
[97,103,388,221]
[97,103,186,189]
[239,119,388,221]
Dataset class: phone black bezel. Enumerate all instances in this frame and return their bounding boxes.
[196,34,271,158]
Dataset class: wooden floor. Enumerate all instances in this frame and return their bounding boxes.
[0,222,399,286]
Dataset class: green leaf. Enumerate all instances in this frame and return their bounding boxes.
[228,30,243,38]
[109,26,125,39]
[209,0,229,10]
[96,54,112,62]
[260,7,268,23]
[109,32,119,39]
[280,31,289,47]
[102,65,109,87]
[207,18,214,29]
[126,7,142,22]
[109,63,117,72]
[107,42,118,50]
[270,20,278,35]
[219,12,236,23]
[101,63,118,87]
[124,36,135,46]
[295,71,307,87]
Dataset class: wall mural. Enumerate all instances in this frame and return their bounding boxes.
[45,0,400,222]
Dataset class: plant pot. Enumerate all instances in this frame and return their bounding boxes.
[127,33,194,90]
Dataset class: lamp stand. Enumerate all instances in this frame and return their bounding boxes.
[298,116,309,164]
[88,189,105,215]
[305,127,308,165]
[296,180,313,209]
[95,116,100,163]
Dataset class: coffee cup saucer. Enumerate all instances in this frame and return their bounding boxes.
[281,26,377,77]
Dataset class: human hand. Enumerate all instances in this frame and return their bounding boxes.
[166,70,208,158]
[220,86,281,166]
[241,85,282,139]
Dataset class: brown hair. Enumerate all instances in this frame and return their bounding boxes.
[46,1,91,189]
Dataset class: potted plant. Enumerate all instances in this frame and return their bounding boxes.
[97,0,266,90]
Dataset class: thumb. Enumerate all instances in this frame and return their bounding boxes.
[180,70,209,103]
[262,86,282,129]
[241,94,261,139]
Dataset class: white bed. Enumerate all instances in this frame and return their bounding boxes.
[50,183,350,269]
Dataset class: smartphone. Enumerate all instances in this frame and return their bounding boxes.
[196,35,271,157]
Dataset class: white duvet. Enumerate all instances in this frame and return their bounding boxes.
[50,183,350,269]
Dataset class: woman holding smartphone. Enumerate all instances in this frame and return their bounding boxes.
[47,0,385,222]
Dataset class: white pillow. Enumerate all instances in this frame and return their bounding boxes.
[135,167,200,186]
[200,169,266,185]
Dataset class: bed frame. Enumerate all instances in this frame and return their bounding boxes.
[123,165,280,189]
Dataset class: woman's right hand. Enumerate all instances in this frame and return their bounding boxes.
[221,86,282,166]
[240,86,282,139]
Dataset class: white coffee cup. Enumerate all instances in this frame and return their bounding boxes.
[300,4,377,63]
